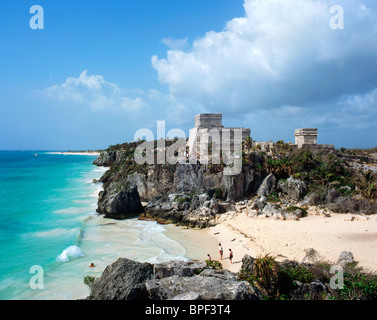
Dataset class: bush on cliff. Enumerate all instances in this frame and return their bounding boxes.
[238,255,377,300]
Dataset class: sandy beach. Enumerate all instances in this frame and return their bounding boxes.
[194,209,377,274]
[47,151,100,156]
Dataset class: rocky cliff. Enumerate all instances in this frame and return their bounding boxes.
[86,258,261,300]
[93,142,377,226]
[93,146,272,226]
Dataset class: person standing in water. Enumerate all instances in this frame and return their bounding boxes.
[219,243,223,260]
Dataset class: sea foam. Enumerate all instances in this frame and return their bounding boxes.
[57,245,84,263]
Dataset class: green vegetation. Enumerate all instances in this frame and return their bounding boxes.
[285,206,308,217]
[253,255,278,296]
[237,254,377,300]
[267,191,280,203]
[83,276,97,293]
[213,187,223,199]
[260,147,376,202]
[334,271,377,300]
[205,260,223,270]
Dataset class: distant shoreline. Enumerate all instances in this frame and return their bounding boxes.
[47,151,101,156]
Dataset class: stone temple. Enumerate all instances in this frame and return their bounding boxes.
[295,128,318,148]
[188,113,251,160]
[187,113,334,160]
[294,128,334,150]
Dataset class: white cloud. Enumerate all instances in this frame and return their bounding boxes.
[161,37,189,50]
[40,70,148,112]
[152,0,377,115]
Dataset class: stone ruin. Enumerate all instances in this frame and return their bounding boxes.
[187,113,334,160]
[295,128,318,148]
[295,128,335,150]
[188,113,251,160]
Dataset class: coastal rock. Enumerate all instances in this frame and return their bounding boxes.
[93,150,118,167]
[142,193,220,228]
[145,275,259,300]
[86,258,260,301]
[261,202,283,218]
[278,177,307,201]
[307,193,324,206]
[251,196,267,211]
[326,196,377,215]
[153,260,206,279]
[257,174,277,198]
[87,258,154,300]
[97,183,144,219]
[241,254,255,273]
[290,280,327,300]
[338,251,355,266]
[172,292,202,300]
[126,172,148,202]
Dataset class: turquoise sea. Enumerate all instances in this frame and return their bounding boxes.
[0,151,189,300]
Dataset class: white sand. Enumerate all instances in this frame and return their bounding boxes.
[47,152,100,156]
[205,210,377,274]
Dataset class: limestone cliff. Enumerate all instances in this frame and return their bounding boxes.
[93,141,377,226]
[93,145,269,227]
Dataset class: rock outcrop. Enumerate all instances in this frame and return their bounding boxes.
[97,183,144,220]
[257,173,277,197]
[87,258,154,300]
[86,258,260,300]
[142,193,219,228]
[93,150,118,167]
[93,150,269,224]
[278,176,307,201]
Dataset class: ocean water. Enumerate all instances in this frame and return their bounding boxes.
[0,151,188,300]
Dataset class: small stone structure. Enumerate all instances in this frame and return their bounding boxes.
[295,128,334,150]
[187,114,335,159]
[188,113,251,160]
[295,128,318,148]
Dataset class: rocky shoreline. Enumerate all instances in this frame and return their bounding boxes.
[85,251,370,300]
[87,144,377,300]
[86,258,260,300]
[93,147,377,227]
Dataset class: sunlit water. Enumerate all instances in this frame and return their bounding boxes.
[0,151,190,300]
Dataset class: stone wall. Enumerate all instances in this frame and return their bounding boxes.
[189,114,251,160]
[195,113,223,129]
[295,128,318,148]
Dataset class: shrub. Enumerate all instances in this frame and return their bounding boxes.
[213,187,223,199]
[253,255,278,296]
[83,276,97,292]
[205,260,223,270]
[285,206,308,217]
[267,191,280,203]
[331,270,377,300]
[238,269,255,283]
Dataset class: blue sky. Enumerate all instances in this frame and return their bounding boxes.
[0,0,376,150]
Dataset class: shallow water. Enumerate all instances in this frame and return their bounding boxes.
[0,151,212,300]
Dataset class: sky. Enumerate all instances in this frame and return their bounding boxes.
[0,0,376,150]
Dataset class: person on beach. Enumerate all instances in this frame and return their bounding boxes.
[207,254,212,261]
[219,243,223,260]
[229,249,233,264]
